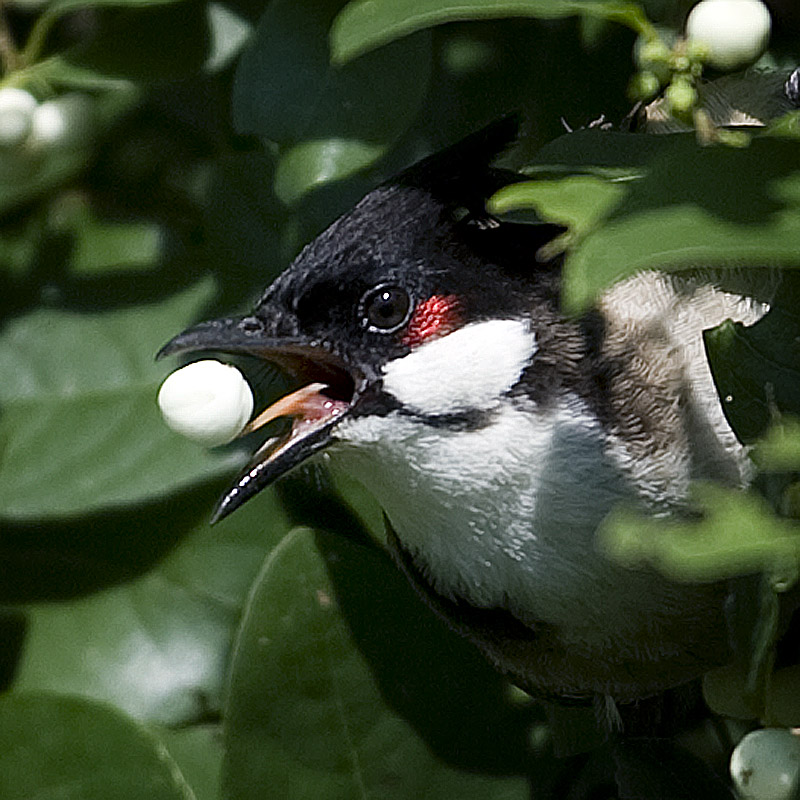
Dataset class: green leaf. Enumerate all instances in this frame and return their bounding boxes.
[0,279,243,520]
[754,418,800,471]
[14,572,235,724]
[767,110,800,140]
[58,2,212,84]
[0,211,45,277]
[205,1,252,73]
[43,0,183,18]
[527,128,678,174]
[554,134,800,310]
[11,483,293,723]
[490,175,627,231]
[331,0,652,64]
[223,526,537,800]
[0,693,194,800]
[274,138,386,207]
[705,280,800,445]
[489,174,628,256]
[232,0,432,198]
[0,149,88,219]
[597,482,800,583]
[152,724,223,800]
[48,194,164,275]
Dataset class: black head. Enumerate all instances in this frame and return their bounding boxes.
[159,116,563,519]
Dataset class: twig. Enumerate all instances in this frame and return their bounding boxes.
[0,0,20,75]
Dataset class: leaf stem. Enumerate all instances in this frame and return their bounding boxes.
[20,5,60,67]
[0,0,21,74]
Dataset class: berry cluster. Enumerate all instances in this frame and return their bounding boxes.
[631,0,772,119]
[0,87,94,155]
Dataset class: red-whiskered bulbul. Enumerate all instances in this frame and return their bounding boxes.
[159,117,770,704]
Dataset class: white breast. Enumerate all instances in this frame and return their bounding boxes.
[332,392,659,641]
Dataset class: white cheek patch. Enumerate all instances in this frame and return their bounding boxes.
[381,318,536,416]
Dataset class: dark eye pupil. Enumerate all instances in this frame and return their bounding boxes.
[364,286,411,331]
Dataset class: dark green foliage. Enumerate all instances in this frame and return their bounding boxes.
[1,0,799,797]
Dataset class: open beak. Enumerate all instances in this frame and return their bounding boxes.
[158,316,358,522]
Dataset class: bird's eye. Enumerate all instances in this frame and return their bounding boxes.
[360,284,412,333]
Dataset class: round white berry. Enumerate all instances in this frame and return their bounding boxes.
[29,94,95,150]
[686,0,771,71]
[0,88,37,147]
[730,728,800,800]
[158,360,254,447]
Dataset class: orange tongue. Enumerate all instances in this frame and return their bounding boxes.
[241,382,329,436]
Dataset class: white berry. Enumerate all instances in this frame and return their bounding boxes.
[686,0,771,71]
[158,360,254,447]
[730,728,800,800]
[0,88,37,147]
[29,94,94,150]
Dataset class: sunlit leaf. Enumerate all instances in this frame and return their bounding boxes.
[489,174,627,255]
[205,1,252,73]
[754,418,800,471]
[598,482,800,582]
[274,138,386,207]
[540,134,800,310]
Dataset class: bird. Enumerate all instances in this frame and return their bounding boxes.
[159,116,771,708]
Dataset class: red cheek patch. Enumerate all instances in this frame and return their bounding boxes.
[402,294,461,348]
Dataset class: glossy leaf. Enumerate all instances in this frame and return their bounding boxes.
[0,279,243,520]
[205,2,252,73]
[274,139,385,207]
[232,0,431,199]
[489,174,627,256]
[153,724,224,800]
[559,135,800,310]
[0,693,194,800]
[223,526,538,800]
[331,0,652,64]
[490,175,627,231]
[14,573,234,723]
[598,482,800,582]
[515,131,800,309]
[11,482,292,724]
[705,280,800,445]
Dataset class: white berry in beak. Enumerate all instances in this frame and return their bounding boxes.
[686,0,772,71]
[157,359,254,447]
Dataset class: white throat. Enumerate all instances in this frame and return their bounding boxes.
[332,390,642,638]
